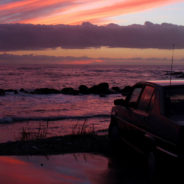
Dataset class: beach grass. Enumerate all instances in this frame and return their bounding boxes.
[0,120,110,156]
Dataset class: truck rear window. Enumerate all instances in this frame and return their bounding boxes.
[165,87,184,115]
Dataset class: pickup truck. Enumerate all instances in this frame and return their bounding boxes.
[109,80,184,164]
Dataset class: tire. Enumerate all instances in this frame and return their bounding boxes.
[146,150,159,183]
[108,123,120,141]
[147,152,156,176]
[108,122,121,153]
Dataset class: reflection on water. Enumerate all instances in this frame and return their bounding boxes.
[0,153,183,184]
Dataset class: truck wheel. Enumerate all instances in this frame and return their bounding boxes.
[146,151,159,183]
[108,123,120,141]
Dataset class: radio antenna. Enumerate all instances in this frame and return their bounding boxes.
[170,44,175,85]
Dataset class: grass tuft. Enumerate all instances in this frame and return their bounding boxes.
[20,121,49,141]
[72,119,96,136]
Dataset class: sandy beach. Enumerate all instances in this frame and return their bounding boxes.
[0,153,149,184]
[0,133,183,184]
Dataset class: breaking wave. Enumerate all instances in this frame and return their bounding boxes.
[0,114,110,124]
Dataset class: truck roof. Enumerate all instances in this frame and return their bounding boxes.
[138,80,184,87]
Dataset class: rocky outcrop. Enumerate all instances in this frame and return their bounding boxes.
[89,83,111,95]
[79,85,89,94]
[32,88,60,94]
[61,88,79,95]
[0,83,132,97]
[5,89,18,94]
[0,89,5,96]
[111,87,121,94]
[20,88,29,93]
[165,71,184,78]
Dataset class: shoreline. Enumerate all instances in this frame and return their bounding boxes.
[0,134,111,156]
[0,82,131,96]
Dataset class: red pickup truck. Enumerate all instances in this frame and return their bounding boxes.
[109,80,184,168]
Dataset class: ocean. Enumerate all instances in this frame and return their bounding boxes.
[0,64,183,143]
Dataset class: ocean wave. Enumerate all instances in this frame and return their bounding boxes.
[0,114,110,124]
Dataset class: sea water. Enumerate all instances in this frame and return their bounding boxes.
[0,64,183,142]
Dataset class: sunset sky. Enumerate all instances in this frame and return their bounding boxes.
[0,0,184,65]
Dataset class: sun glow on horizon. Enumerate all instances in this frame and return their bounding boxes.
[2,47,184,60]
[1,47,184,65]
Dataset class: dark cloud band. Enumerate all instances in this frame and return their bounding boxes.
[0,21,184,51]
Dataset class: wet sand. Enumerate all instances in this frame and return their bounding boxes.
[0,153,149,184]
[0,152,183,184]
[0,154,108,184]
[0,134,183,184]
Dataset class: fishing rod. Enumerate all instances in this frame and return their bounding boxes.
[170,44,175,85]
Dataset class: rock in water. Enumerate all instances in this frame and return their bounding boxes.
[32,88,60,94]
[89,83,110,95]
[61,88,79,95]
[0,89,5,96]
[79,85,89,94]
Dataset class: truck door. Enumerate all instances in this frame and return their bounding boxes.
[117,86,144,146]
[130,85,155,151]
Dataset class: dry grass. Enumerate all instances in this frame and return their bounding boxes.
[20,121,49,141]
[72,119,96,136]
[20,119,96,142]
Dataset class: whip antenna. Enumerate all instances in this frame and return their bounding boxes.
[170,44,175,85]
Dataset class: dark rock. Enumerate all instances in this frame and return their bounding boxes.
[0,89,5,96]
[89,83,110,95]
[121,86,132,96]
[165,71,184,78]
[61,88,79,95]
[99,94,106,97]
[111,87,121,93]
[172,72,184,76]
[20,88,28,93]
[79,85,89,94]
[32,88,60,94]
[166,71,183,76]
[5,89,18,94]
[177,74,184,78]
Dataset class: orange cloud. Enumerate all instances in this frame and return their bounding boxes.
[0,0,182,24]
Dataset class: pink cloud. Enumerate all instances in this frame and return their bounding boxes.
[0,0,182,24]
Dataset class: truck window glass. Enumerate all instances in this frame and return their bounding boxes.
[128,87,142,108]
[138,86,155,112]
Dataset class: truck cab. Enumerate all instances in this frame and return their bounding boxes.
[109,80,184,159]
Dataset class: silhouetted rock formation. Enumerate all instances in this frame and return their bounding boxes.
[79,85,89,94]
[165,71,184,78]
[111,87,121,93]
[20,88,29,93]
[5,89,18,94]
[0,89,5,96]
[61,88,79,95]
[32,88,60,94]
[89,83,111,95]
[0,83,133,97]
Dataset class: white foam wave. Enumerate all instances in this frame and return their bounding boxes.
[0,114,110,124]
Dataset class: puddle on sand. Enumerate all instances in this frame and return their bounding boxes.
[0,153,109,184]
[0,153,182,184]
